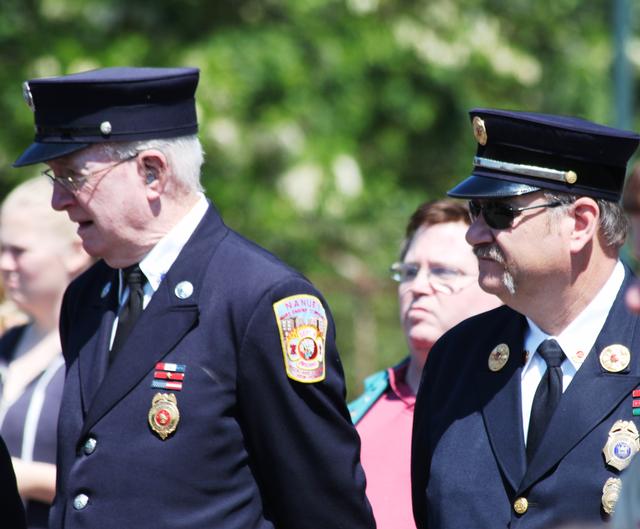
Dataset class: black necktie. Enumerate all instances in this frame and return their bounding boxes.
[110,264,146,364]
[526,338,565,462]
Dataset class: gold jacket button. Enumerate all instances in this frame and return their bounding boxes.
[513,497,528,515]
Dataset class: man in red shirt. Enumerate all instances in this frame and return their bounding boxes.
[349,199,501,529]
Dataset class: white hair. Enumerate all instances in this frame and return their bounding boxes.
[102,135,205,193]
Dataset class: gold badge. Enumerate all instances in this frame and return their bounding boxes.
[148,393,180,440]
[273,295,327,383]
[602,477,622,515]
[488,343,510,372]
[603,420,640,471]
[565,171,578,184]
[472,116,488,146]
[599,344,631,373]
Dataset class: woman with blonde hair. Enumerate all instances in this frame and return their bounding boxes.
[0,176,91,528]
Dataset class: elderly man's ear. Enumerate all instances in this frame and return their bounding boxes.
[138,151,168,198]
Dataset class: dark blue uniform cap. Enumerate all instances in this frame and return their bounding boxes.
[14,66,199,167]
[448,108,640,202]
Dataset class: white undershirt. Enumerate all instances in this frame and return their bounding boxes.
[109,194,209,349]
[520,260,625,443]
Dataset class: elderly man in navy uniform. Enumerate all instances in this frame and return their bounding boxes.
[411,109,640,529]
[13,67,375,529]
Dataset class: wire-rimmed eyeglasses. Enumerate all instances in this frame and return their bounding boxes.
[42,153,139,193]
[390,262,476,295]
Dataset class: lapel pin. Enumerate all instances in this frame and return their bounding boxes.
[599,344,630,373]
[488,343,510,372]
[174,281,194,300]
[601,477,622,515]
[603,420,640,471]
[100,282,112,299]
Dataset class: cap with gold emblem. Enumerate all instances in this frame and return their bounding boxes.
[448,108,640,202]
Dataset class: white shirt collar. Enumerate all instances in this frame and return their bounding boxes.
[118,194,209,298]
[523,260,625,373]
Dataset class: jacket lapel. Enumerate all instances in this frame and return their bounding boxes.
[479,311,529,492]
[520,272,640,492]
[79,204,228,439]
[77,273,118,416]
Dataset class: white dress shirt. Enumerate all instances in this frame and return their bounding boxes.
[110,194,209,349]
[520,260,625,443]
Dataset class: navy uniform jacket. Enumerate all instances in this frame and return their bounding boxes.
[50,204,375,529]
[411,272,640,529]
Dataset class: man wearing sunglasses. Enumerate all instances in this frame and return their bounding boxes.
[12,67,376,529]
[411,108,640,529]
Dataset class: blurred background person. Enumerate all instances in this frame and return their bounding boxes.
[0,176,91,529]
[0,276,27,335]
[348,199,502,529]
[623,162,640,312]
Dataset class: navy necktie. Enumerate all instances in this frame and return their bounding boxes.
[110,264,146,364]
[526,338,565,462]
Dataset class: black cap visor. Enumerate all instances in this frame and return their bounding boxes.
[447,173,540,199]
[13,141,90,168]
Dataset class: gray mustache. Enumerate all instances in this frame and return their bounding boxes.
[473,245,506,264]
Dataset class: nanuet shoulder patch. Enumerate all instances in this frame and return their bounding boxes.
[273,294,327,383]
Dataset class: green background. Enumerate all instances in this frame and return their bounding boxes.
[2,0,638,396]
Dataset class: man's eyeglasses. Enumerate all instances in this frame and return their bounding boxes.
[390,262,475,295]
[468,199,564,230]
[43,153,139,193]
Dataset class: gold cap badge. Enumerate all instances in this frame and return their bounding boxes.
[603,420,640,471]
[488,343,510,372]
[472,116,488,146]
[599,344,631,373]
[602,477,622,515]
[148,393,180,440]
[565,170,578,184]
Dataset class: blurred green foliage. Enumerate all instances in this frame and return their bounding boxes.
[2,0,639,396]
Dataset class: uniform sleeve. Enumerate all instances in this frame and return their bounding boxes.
[411,359,432,529]
[0,435,26,529]
[236,278,376,529]
[411,330,451,529]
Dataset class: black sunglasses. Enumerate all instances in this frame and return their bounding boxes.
[468,199,564,230]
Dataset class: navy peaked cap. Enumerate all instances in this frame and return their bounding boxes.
[448,108,640,202]
[14,66,199,167]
